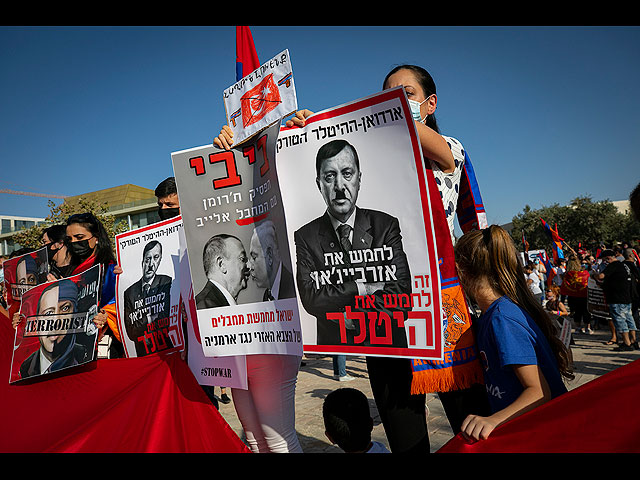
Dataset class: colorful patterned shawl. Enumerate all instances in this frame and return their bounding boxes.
[411,148,487,394]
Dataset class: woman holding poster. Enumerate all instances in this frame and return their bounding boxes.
[280,65,487,452]
[65,213,124,358]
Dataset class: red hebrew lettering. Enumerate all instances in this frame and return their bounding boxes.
[369,312,392,345]
[326,312,346,344]
[346,307,366,344]
[156,329,168,349]
[189,156,206,176]
[243,134,270,176]
[256,134,270,176]
[209,151,242,189]
[407,311,433,346]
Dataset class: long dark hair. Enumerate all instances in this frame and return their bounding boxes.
[383,64,441,134]
[66,212,116,266]
[455,225,574,381]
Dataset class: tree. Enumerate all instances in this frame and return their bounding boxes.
[11,198,129,253]
[510,196,636,255]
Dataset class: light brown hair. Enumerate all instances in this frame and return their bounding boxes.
[455,225,573,380]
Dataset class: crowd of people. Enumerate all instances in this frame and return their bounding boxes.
[1,61,639,453]
[523,243,640,352]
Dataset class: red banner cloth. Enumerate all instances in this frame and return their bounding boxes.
[236,26,260,81]
[0,313,249,453]
[437,358,640,453]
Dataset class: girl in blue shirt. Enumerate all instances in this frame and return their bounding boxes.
[454,225,573,442]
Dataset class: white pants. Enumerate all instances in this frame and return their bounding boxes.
[231,354,303,453]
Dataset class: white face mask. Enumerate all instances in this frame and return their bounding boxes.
[408,95,433,123]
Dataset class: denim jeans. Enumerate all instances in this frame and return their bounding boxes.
[332,355,347,377]
[609,303,636,333]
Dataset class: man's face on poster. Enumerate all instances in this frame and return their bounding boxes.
[37,285,75,360]
[249,232,269,289]
[16,258,37,286]
[224,238,250,297]
[142,244,162,283]
[316,146,361,223]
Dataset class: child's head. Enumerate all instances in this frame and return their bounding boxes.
[455,225,528,302]
[322,388,373,453]
[455,225,574,381]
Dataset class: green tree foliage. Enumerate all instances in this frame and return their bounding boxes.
[11,198,129,253]
[510,196,640,254]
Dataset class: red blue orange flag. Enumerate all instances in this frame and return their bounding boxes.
[236,26,260,82]
[540,218,564,262]
[536,251,556,287]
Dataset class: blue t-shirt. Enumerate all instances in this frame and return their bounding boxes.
[476,296,567,413]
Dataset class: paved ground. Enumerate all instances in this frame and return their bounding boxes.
[215,323,640,453]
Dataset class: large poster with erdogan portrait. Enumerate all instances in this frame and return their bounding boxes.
[115,217,185,358]
[276,87,444,360]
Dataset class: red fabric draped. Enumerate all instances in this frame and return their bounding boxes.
[437,358,640,453]
[0,312,249,453]
[236,26,260,81]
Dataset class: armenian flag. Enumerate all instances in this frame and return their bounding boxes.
[236,26,260,82]
[540,218,564,263]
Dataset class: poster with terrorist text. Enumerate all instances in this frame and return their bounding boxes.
[276,87,443,360]
[3,247,49,324]
[115,217,185,358]
[171,121,303,358]
[10,265,100,383]
[224,49,297,147]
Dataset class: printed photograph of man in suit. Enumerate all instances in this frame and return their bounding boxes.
[249,220,296,301]
[19,279,90,379]
[196,234,250,309]
[123,240,173,356]
[294,139,412,347]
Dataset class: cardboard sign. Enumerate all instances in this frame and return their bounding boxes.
[223,49,297,146]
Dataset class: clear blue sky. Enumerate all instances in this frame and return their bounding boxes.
[1,26,639,228]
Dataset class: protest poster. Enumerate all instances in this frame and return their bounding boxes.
[2,247,49,323]
[177,226,247,389]
[587,276,611,320]
[9,264,100,383]
[171,121,303,358]
[557,317,572,349]
[519,249,546,266]
[115,217,185,358]
[276,87,443,360]
[223,49,297,146]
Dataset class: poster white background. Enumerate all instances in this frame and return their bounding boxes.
[223,49,297,146]
[275,88,442,359]
[115,217,185,357]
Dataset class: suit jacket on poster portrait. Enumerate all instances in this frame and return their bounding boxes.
[195,280,231,309]
[294,207,412,347]
[263,264,296,301]
[123,274,173,356]
[19,341,89,380]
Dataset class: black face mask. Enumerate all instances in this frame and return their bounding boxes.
[158,207,180,220]
[46,243,60,261]
[67,239,94,261]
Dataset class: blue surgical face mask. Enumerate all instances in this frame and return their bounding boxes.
[408,94,434,123]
